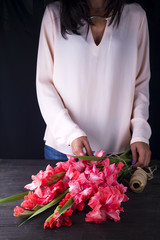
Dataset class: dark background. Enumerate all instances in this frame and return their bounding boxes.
[0,0,159,159]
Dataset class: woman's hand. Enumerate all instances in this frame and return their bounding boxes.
[130,142,151,168]
[71,136,93,156]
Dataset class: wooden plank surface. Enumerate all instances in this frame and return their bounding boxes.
[0,159,160,240]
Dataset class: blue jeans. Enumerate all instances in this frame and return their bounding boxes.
[44,145,68,160]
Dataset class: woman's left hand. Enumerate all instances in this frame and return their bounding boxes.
[130,142,151,168]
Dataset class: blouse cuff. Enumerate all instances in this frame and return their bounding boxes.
[130,137,149,145]
[67,129,87,146]
[130,118,151,146]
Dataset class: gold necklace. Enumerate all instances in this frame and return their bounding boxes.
[88,15,109,20]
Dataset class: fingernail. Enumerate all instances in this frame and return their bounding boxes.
[79,152,85,156]
[132,160,135,165]
[91,151,95,156]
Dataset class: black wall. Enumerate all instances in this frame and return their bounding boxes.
[0,0,159,159]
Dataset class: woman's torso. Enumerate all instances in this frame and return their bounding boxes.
[44,2,146,154]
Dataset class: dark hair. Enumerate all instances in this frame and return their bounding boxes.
[57,0,125,39]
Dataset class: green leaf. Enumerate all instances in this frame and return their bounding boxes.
[44,205,61,223]
[120,148,131,157]
[15,204,43,218]
[47,172,65,185]
[120,148,132,163]
[44,212,54,223]
[55,197,74,221]
[72,150,132,165]
[72,156,105,161]
[18,188,69,227]
[15,210,35,218]
[109,156,131,165]
[32,204,42,211]
[0,192,29,204]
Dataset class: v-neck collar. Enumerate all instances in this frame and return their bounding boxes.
[89,16,112,47]
[83,16,113,56]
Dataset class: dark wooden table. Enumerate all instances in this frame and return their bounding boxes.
[0,159,160,240]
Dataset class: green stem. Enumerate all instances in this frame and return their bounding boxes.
[0,192,29,204]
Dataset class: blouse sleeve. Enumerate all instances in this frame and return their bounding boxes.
[130,11,152,145]
[36,6,87,146]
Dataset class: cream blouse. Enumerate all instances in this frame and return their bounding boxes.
[36,1,151,155]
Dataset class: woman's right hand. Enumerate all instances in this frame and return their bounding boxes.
[71,136,93,156]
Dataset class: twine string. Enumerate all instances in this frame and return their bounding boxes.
[104,153,158,193]
[144,165,157,180]
[129,165,157,193]
[105,153,129,167]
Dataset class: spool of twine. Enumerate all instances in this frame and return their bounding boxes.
[129,167,148,193]
[129,165,157,193]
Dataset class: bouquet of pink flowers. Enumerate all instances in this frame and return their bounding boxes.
[0,149,132,229]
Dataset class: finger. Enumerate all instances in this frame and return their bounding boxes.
[72,144,84,156]
[83,139,93,156]
[74,148,84,156]
[134,149,145,168]
[144,150,151,167]
[79,152,85,156]
[131,145,138,166]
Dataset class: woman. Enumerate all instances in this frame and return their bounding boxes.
[36,0,151,167]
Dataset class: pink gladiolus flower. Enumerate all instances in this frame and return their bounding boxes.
[72,159,86,172]
[44,209,73,229]
[25,165,56,190]
[101,158,110,167]
[22,180,69,208]
[14,206,26,216]
[55,158,76,172]
[36,180,69,205]
[12,149,131,230]
[21,191,39,210]
[63,165,80,183]
[69,172,94,204]
[25,173,46,191]
[44,193,73,229]
[59,193,85,212]
[84,164,104,187]
[59,192,72,206]
[86,185,129,223]
[95,150,106,157]
[75,201,85,211]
